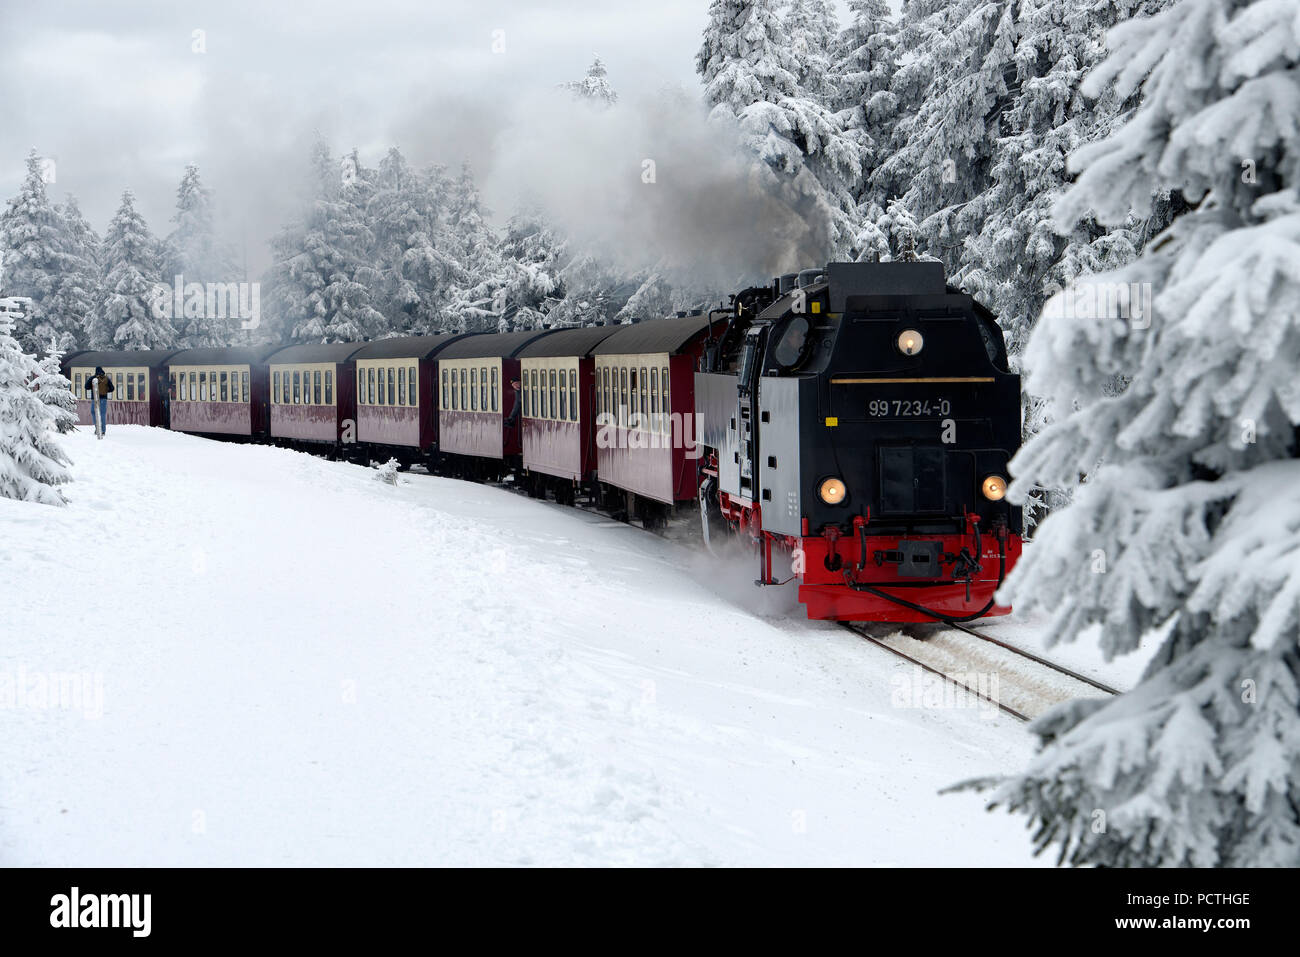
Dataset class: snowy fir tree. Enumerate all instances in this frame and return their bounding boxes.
[562,55,618,107]
[833,0,898,219]
[367,149,460,334]
[697,0,860,259]
[874,0,1018,276]
[43,195,102,353]
[265,137,386,343]
[0,314,71,506]
[162,165,240,347]
[497,207,565,329]
[984,0,1300,866]
[90,191,172,350]
[33,344,77,434]
[442,162,509,332]
[0,151,63,351]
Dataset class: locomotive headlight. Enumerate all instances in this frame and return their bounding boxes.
[897,329,924,356]
[819,477,847,505]
[981,474,1008,501]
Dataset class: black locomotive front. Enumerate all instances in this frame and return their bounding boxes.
[696,261,1024,622]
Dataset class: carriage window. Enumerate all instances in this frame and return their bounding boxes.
[620,368,628,425]
[168,372,176,400]
[450,368,458,409]
[460,368,467,410]
[397,367,406,406]
[441,369,449,408]
[480,366,488,411]
[630,368,639,421]
[490,367,498,412]
[309,370,318,405]
[292,371,301,403]
[558,369,567,421]
[569,368,578,421]
[357,369,365,405]
[522,370,530,416]
[178,373,186,401]
[546,369,555,420]
[322,371,331,405]
[126,375,135,401]
[640,367,648,427]
[387,367,395,406]
[189,371,196,402]
[470,367,478,411]
[602,367,610,417]
[73,373,82,397]
[661,367,670,431]
[199,371,207,401]
[114,373,122,400]
[408,366,417,406]
[218,371,227,402]
[651,367,659,418]
[240,372,247,403]
[376,367,384,406]
[366,367,374,405]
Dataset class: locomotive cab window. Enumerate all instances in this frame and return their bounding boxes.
[771,316,811,370]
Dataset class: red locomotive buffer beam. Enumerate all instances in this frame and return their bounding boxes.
[778,519,1023,623]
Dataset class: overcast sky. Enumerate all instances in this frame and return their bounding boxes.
[0,0,725,270]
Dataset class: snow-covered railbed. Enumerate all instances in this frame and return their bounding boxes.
[2,426,1050,866]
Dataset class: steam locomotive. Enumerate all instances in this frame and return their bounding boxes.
[695,261,1023,622]
[62,260,1021,624]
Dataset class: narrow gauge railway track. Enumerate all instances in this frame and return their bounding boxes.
[842,621,1118,722]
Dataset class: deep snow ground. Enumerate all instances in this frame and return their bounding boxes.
[2,426,1053,866]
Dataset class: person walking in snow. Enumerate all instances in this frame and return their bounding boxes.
[85,366,114,434]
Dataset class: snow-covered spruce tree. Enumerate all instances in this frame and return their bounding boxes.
[265,137,386,343]
[0,151,63,350]
[43,195,102,352]
[0,315,71,505]
[873,0,1017,275]
[497,207,565,329]
[162,165,240,347]
[368,149,461,334]
[562,55,618,107]
[90,191,173,350]
[983,0,1300,866]
[833,0,898,221]
[697,0,860,259]
[785,0,840,102]
[854,198,940,263]
[443,162,509,333]
[34,345,77,434]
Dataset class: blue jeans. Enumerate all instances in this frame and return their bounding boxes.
[96,397,108,433]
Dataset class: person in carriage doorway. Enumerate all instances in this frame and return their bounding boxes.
[85,366,114,434]
[504,377,522,428]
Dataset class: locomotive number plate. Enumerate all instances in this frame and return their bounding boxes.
[868,398,951,417]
